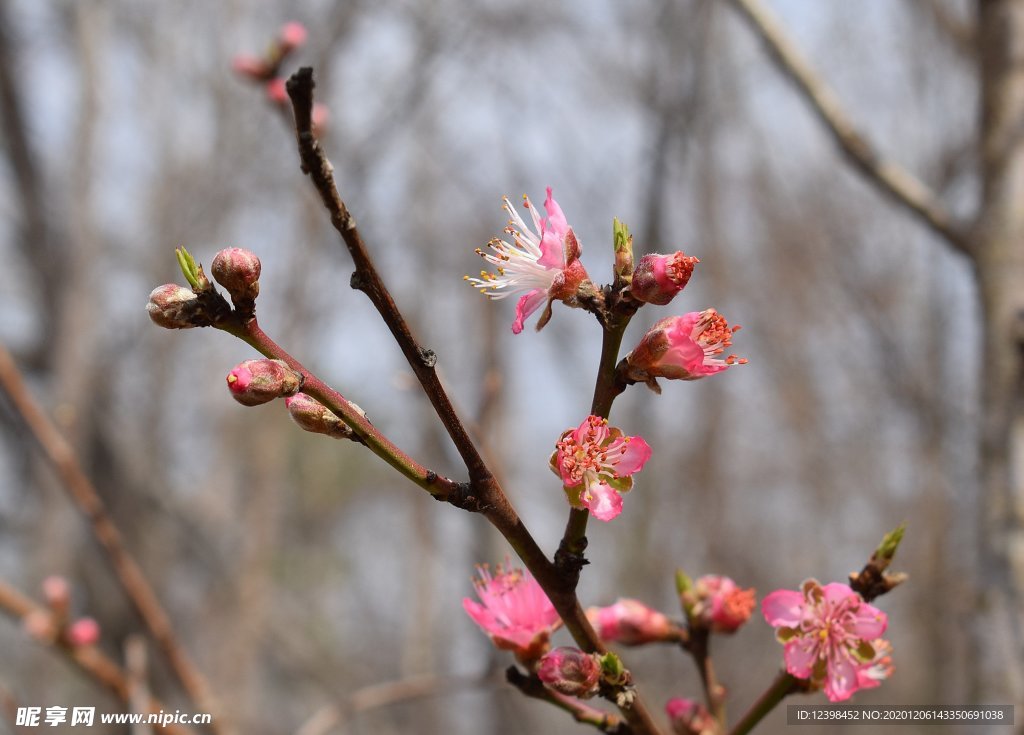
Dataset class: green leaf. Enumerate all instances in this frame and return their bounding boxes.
[176,246,200,289]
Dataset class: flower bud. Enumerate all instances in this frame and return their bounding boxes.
[665,697,715,735]
[226,359,303,406]
[613,218,634,287]
[586,599,675,645]
[311,103,330,135]
[277,22,308,54]
[684,575,756,634]
[66,617,101,647]
[537,647,601,698]
[231,54,272,81]
[628,252,699,306]
[41,576,70,617]
[285,393,355,440]
[211,247,261,305]
[146,284,199,329]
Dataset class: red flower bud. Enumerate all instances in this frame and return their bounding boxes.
[285,393,355,440]
[665,697,715,735]
[628,252,698,306]
[537,647,601,698]
[226,359,303,406]
[211,247,261,305]
[146,284,199,329]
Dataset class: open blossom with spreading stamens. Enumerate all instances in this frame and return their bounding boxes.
[549,416,652,521]
[624,310,746,390]
[762,580,889,702]
[465,188,592,334]
[463,562,561,662]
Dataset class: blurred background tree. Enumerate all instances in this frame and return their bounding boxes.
[0,1,1019,734]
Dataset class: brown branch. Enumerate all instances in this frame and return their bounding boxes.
[284,66,491,485]
[728,0,972,257]
[506,668,630,734]
[0,579,198,735]
[0,342,220,732]
[282,67,665,735]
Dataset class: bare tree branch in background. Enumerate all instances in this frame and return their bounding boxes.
[728,0,972,256]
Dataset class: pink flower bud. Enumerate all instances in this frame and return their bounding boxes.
[265,78,288,104]
[41,576,70,615]
[277,22,308,54]
[146,284,199,329]
[226,359,303,406]
[537,647,601,698]
[66,617,100,647]
[211,247,261,304]
[285,393,355,440]
[586,599,674,645]
[665,697,715,735]
[629,252,699,305]
[231,55,272,81]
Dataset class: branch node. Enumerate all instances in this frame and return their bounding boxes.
[418,347,437,368]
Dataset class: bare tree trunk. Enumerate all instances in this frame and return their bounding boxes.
[974,0,1024,718]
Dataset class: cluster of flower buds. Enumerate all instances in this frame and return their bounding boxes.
[226,359,303,406]
[232,22,329,134]
[22,576,101,649]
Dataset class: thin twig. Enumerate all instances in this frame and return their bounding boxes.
[728,0,972,257]
[285,66,491,485]
[0,342,219,732]
[0,578,198,735]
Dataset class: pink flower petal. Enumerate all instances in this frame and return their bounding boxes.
[849,606,888,640]
[512,289,546,334]
[783,638,819,679]
[583,482,623,521]
[615,436,652,475]
[825,656,859,702]
[761,589,805,627]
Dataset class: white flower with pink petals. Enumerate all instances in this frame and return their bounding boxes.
[549,416,652,521]
[466,188,592,334]
[463,563,561,662]
[762,580,889,702]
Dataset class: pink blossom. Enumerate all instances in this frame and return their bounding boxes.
[762,580,889,702]
[265,78,289,104]
[586,598,674,645]
[688,575,756,634]
[625,310,746,388]
[462,563,561,662]
[665,697,715,735]
[549,416,652,521]
[466,188,592,334]
[629,252,700,306]
[537,647,601,698]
